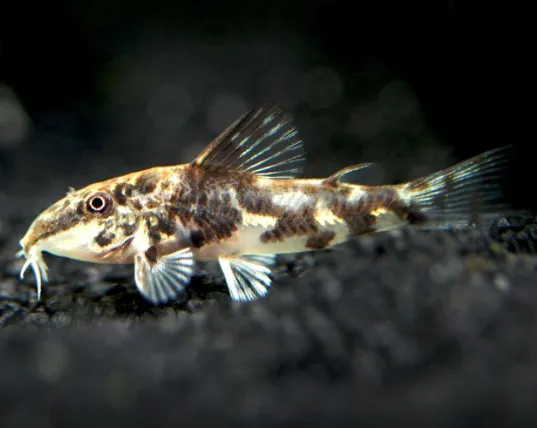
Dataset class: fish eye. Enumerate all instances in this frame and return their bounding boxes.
[86,192,112,214]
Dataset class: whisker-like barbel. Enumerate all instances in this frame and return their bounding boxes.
[18,250,48,301]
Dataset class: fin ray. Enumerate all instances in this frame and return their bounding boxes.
[134,246,194,304]
[192,102,305,179]
[218,254,276,301]
[406,145,518,229]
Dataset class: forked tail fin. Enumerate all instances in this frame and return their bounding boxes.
[404,145,518,230]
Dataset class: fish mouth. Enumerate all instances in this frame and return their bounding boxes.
[101,236,136,262]
[16,246,49,301]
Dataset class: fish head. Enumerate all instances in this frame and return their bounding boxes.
[18,179,143,295]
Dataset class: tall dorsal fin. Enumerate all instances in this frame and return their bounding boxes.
[322,163,382,187]
[192,102,305,179]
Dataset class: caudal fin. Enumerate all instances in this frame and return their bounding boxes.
[404,145,518,230]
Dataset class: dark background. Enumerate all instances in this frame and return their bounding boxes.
[0,1,531,216]
[1,2,536,426]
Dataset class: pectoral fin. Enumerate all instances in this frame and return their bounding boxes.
[218,254,277,301]
[134,246,195,304]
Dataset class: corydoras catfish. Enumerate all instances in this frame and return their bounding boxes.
[17,103,513,304]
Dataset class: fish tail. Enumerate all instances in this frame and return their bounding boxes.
[404,145,519,230]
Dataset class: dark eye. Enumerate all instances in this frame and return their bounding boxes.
[86,192,112,214]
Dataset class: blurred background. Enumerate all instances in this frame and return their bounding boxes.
[0,0,530,230]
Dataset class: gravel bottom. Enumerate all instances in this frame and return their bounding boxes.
[1,215,537,426]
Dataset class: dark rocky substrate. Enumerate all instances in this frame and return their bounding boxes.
[1,215,537,426]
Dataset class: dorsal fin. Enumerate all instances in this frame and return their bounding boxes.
[322,163,382,187]
[192,102,305,179]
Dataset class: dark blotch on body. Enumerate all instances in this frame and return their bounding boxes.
[131,200,143,211]
[135,173,158,194]
[185,209,241,248]
[369,188,428,225]
[189,230,206,248]
[238,189,282,216]
[113,184,128,205]
[95,230,115,247]
[145,246,158,264]
[330,192,378,236]
[157,216,177,236]
[120,222,138,236]
[329,187,428,237]
[305,230,336,250]
[124,184,135,197]
[75,201,85,216]
[146,214,178,242]
[260,205,318,244]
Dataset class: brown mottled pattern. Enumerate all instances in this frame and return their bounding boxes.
[248,180,426,246]
[169,172,424,247]
[158,164,248,248]
[237,187,282,216]
[238,181,327,244]
[329,192,375,236]
[260,204,319,243]
[329,186,427,237]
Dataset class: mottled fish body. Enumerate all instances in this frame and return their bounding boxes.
[17,103,513,304]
